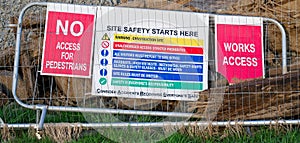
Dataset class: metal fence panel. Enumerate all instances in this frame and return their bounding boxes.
[1,0,300,137]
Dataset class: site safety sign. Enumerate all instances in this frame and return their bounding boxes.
[215,15,264,84]
[41,4,266,100]
[41,4,96,78]
[91,7,209,101]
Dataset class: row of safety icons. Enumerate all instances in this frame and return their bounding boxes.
[99,33,110,85]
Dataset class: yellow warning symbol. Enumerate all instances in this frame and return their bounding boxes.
[102,33,110,40]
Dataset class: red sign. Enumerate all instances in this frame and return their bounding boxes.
[41,11,95,77]
[216,24,264,84]
[101,41,110,48]
[113,42,203,54]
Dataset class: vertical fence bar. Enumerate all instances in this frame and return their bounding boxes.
[263,17,288,74]
[13,2,48,110]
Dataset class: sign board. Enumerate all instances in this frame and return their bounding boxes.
[41,4,96,78]
[92,7,209,101]
[215,15,264,84]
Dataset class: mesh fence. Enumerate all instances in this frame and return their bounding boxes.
[0,0,299,131]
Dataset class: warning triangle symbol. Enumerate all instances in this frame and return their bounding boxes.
[102,33,110,40]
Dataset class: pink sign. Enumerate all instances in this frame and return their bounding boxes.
[216,24,264,84]
[41,11,95,77]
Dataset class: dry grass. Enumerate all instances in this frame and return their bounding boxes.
[177,121,299,140]
[43,123,83,143]
[1,122,299,142]
[1,124,13,142]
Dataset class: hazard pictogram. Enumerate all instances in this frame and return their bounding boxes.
[102,33,110,40]
[102,41,110,48]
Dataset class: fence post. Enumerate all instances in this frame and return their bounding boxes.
[263,17,288,74]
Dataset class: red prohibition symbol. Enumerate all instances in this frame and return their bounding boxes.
[102,41,110,48]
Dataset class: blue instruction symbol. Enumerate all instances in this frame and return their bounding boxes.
[100,59,108,66]
[100,69,108,76]
[101,49,109,57]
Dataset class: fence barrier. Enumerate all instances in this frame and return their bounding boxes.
[1,1,299,141]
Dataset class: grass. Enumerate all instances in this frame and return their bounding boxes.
[0,102,87,124]
[1,102,300,142]
[220,127,300,143]
[2,130,53,143]
[94,127,300,143]
[1,125,300,143]
[0,102,36,124]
